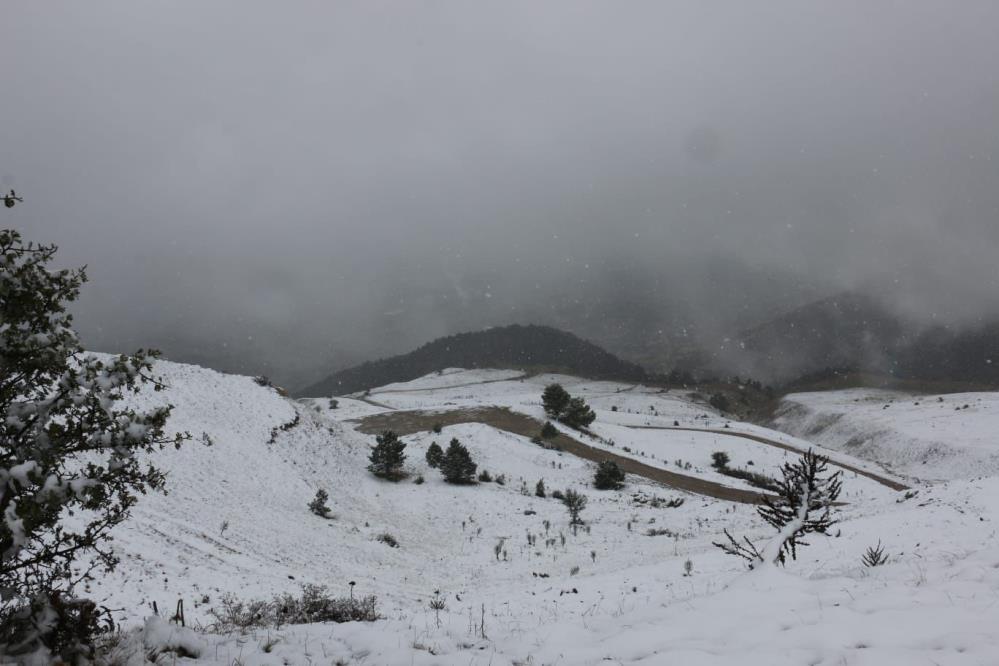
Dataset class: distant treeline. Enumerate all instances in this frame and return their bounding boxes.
[298,324,652,397]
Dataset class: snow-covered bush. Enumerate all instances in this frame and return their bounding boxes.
[208,584,378,631]
[0,229,194,660]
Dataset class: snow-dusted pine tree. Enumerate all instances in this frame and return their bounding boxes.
[1,229,194,660]
[713,449,842,567]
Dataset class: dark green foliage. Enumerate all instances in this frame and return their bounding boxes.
[299,324,649,397]
[711,451,730,469]
[593,460,625,490]
[432,422,443,435]
[551,489,565,500]
[562,489,588,525]
[377,533,399,548]
[540,421,559,440]
[308,489,332,518]
[535,479,546,498]
[709,393,731,412]
[0,229,194,659]
[440,438,477,484]
[542,384,571,419]
[562,396,596,429]
[478,469,493,483]
[368,430,406,480]
[425,441,444,468]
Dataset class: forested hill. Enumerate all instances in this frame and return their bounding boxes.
[298,324,648,396]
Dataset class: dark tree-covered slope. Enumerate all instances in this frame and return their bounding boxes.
[298,324,648,397]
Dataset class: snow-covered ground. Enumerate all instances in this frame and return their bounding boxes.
[774,389,999,481]
[90,362,999,664]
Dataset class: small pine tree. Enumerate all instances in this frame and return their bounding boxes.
[309,489,332,518]
[714,449,843,567]
[440,438,477,484]
[562,396,596,429]
[593,460,625,490]
[542,384,571,419]
[711,451,730,470]
[540,421,559,440]
[368,430,407,481]
[562,489,588,526]
[535,479,546,498]
[425,441,444,468]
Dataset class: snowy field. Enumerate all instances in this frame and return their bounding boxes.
[90,361,999,665]
[774,389,999,481]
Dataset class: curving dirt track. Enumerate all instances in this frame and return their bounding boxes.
[351,407,773,504]
[627,425,910,491]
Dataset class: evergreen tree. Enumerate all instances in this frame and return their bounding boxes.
[440,438,477,484]
[368,430,406,481]
[535,479,546,498]
[541,384,571,419]
[425,441,444,468]
[562,489,588,528]
[713,449,843,567]
[309,489,332,518]
[540,421,559,440]
[593,460,625,490]
[561,396,596,429]
[1,229,193,659]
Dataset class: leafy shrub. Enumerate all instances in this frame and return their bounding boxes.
[540,421,559,440]
[478,469,493,483]
[711,451,731,469]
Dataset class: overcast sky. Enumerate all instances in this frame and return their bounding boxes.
[3,1,999,385]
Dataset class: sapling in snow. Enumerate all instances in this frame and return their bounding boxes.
[713,449,842,567]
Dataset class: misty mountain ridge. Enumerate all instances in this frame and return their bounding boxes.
[697,291,999,388]
[298,324,648,397]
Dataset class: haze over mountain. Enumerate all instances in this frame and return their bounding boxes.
[5,1,999,387]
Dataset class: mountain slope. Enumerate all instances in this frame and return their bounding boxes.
[298,324,648,396]
[91,359,999,665]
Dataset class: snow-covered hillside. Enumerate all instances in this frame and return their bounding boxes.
[774,389,999,481]
[95,361,999,665]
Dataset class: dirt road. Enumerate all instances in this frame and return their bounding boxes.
[352,407,772,504]
[627,425,909,491]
